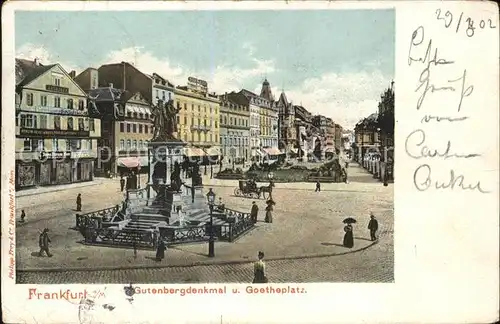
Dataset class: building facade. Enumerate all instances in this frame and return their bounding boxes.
[150,73,175,106]
[276,91,296,152]
[219,93,250,162]
[258,79,279,149]
[238,89,262,161]
[15,59,101,189]
[174,78,220,149]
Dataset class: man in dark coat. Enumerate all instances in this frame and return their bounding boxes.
[155,239,166,261]
[315,181,321,192]
[120,177,125,192]
[38,228,53,257]
[368,213,379,241]
[250,201,259,223]
[76,193,82,211]
[20,210,26,223]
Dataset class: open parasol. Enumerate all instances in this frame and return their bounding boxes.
[342,217,357,224]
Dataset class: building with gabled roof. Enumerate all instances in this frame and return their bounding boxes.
[14,58,101,189]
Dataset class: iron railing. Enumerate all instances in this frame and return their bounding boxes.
[75,205,120,230]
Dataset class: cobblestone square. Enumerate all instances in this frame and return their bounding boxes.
[16,164,393,284]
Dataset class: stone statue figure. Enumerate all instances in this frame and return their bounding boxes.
[170,161,182,191]
[152,99,181,141]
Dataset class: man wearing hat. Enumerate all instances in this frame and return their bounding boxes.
[368,213,379,241]
[250,201,259,224]
[38,228,53,257]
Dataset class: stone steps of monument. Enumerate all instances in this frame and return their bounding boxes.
[186,211,228,226]
[131,213,168,222]
[126,220,160,229]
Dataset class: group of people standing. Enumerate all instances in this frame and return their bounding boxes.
[250,199,275,224]
[343,213,379,248]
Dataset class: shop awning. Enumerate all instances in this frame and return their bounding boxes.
[183,147,207,157]
[205,146,221,156]
[117,157,140,168]
[117,156,149,168]
[262,147,283,156]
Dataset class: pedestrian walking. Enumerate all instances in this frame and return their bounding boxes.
[264,199,274,223]
[155,238,166,262]
[20,210,26,223]
[76,193,82,212]
[120,177,125,192]
[368,213,379,241]
[250,201,259,223]
[315,180,321,192]
[252,251,268,283]
[38,228,53,257]
[343,224,354,248]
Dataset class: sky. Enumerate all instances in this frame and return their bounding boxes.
[15,10,394,129]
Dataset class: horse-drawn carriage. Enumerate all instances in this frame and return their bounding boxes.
[234,180,273,199]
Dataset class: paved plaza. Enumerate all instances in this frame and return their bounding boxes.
[15,163,393,283]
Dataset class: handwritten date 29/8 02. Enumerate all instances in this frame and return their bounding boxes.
[436,9,496,37]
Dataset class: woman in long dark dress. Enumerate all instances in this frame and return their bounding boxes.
[155,239,166,261]
[343,224,354,248]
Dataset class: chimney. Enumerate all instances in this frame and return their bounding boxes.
[109,83,114,88]
[69,70,76,79]
[34,58,39,66]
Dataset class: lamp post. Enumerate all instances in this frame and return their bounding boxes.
[206,188,216,258]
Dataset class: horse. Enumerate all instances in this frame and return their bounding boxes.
[258,181,275,199]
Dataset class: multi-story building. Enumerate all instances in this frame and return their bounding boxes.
[276,91,296,152]
[219,92,251,162]
[239,89,261,161]
[97,62,175,111]
[15,58,101,189]
[293,105,314,159]
[258,79,279,149]
[150,73,175,106]
[174,77,220,150]
[354,113,379,161]
[334,123,344,152]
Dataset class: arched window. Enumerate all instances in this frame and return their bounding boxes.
[133,140,137,149]
[120,140,125,150]
[139,140,143,148]
[126,140,131,149]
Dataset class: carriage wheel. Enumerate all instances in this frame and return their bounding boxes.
[262,191,269,200]
[236,189,242,196]
[234,188,239,196]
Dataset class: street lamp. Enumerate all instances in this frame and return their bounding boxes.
[206,188,216,258]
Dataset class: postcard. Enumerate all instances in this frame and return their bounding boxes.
[2,1,499,323]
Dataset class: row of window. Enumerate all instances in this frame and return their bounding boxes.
[22,138,93,152]
[178,116,218,128]
[25,93,85,110]
[155,89,172,102]
[220,136,249,147]
[18,114,95,132]
[220,115,248,127]
[176,101,218,114]
[221,102,249,112]
[119,139,149,150]
[119,122,151,134]
[179,132,217,143]
[126,111,152,120]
